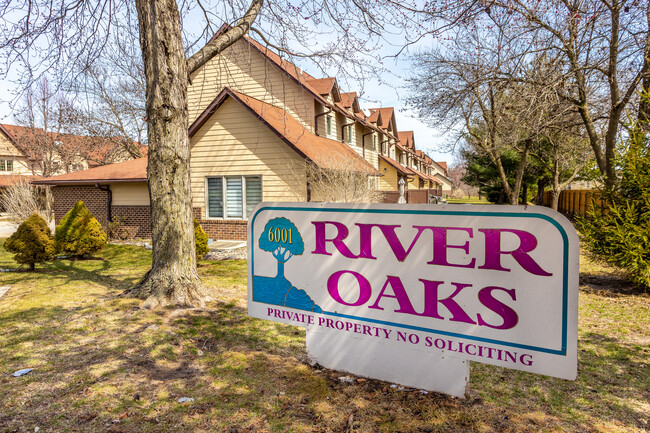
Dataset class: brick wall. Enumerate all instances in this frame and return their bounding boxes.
[52,185,109,226]
[193,207,247,241]
[53,187,246,241]
[112,205,152,239]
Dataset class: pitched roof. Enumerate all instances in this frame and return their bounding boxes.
[0,124,34,158]
[379,155,414,176]
[1,123,146,165]
[368,108,396,131]
[367,109,382,125]
[199,27,397,140]
[0,174,41,187]
[306,77,341,101]
[191,88,379,175]
[398,131,414,149]
[33,157,148,185]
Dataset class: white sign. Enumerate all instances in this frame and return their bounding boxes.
[247,203,578,396]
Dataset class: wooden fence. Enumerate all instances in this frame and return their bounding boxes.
[542,189,600,216]
[380,188,442,204]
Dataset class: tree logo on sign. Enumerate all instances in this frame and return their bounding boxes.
[253,217,321,313]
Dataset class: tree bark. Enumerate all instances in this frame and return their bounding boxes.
[127,0,208,307]
[124,0,264,307]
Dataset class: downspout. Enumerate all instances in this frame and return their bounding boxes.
[341,120,355,143]
[362,131,374,159]
[96,184,112,224]
[314,107,333,136]
[380,139,389,156]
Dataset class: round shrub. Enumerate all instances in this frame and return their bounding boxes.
[194,218,209,261]
[55,200,107,256]
[4,213,55,270]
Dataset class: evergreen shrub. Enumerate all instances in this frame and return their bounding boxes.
[194,218,209,261]
[578,126,650,290]
[4,213,55,270]
[55,200,107,256]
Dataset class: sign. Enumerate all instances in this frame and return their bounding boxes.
[247,203,578,397]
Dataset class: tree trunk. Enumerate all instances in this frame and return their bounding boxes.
[127,0,208,307]
[277,260,285,279]
[510,139,531,205]
[550,191,560,211]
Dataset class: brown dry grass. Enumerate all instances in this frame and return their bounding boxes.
[0,244,647,432]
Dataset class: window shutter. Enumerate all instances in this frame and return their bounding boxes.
[207,178,223,218]
[226,177,243,218]
[245,177,262,217]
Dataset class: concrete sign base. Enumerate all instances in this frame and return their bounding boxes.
[306,325,469,398]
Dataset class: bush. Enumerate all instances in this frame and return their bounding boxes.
[55,200,107,256]
[0,180,51,225]
[4,214,55,270]
[578,126,650,290]
[194,218,209,261]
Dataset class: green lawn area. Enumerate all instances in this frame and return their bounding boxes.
[446,197,491,204]
[0,243,648,432]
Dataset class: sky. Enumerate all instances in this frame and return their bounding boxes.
[0,3,458,165]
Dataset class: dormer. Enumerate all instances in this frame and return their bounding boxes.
[340,92,362,116]
[369,108,397,136]
[306,77,341,104]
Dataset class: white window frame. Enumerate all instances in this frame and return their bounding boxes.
[326,115,333,137]
[0,159,13,172]
[204,175,263,220]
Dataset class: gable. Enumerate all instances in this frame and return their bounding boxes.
[0,125,29,158]
[188,37,315,130]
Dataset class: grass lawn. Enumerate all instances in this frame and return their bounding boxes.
[0,243,648,432]
[446,197,491,204]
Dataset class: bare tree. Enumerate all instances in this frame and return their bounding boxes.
[0,179,50,224]
[407,16,542,205]
[482,0,650,190]
[13,79,84,177]
[1,0,484,307]
[307,156,383,204]
[71,26,147,158]
[447,162,479,199]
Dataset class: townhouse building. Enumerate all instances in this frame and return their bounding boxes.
[35,29,451,240]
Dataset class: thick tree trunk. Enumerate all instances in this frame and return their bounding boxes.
[550,191,560,211]
[127,0,208,307]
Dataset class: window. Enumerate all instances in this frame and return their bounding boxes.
[372,134,377,150]
[0,159,13,172]
[206,176,262,219]
[345,125,355,144]
[326,115,332,136]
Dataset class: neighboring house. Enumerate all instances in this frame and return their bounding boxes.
[0,123,146,176]
[35,29,451,240]
[0,124,42,210]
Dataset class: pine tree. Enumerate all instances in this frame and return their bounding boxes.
[4,214,55,270]
[578,126,650,290]
[55,200,107,256]
[194,218,209,261]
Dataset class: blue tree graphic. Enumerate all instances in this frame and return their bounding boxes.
[259,217,304,278]
[253,217,321,313]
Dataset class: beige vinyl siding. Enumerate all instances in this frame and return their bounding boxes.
[111,182,150,205]
[0,134,33,175]
[314,102,338,140]
[190,98,307,215]
[378,159,398,191]
[189,39,315,130]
